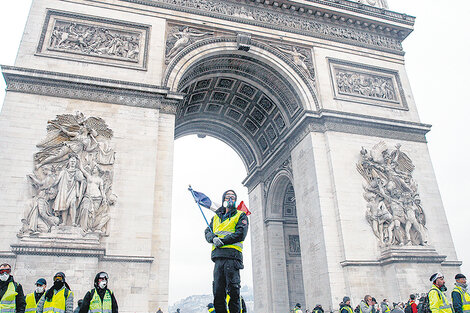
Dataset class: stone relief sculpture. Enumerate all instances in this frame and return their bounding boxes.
[276,45,315,82]
[49,20,141,61]
[357,0,389,9]
[335,69,396,101]
[356,142,428,246]
[19,112,116,237]
[165,26,213,64]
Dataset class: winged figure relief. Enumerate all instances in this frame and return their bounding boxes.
[357,142,428,246]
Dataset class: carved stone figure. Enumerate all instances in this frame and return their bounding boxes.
[20,112,116,237]
[335,69,396,101]
[49,20,141,61]
[357,0,389,9]
[165,26,213,64]
[276,45,315,81]
[357,142,427,246]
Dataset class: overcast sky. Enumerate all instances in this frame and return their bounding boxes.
[1,0,469,306]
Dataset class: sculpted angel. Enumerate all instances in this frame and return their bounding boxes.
[34,112,113,169]
[165,27,212,62]
[277,46,314,81]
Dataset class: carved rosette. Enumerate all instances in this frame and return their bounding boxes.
[356,142,428,246]
[19,112,116,239]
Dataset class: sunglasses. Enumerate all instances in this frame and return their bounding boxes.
[0,269,11,275]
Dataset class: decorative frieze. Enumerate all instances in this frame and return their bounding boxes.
[329,59,407,109]
[165,25,214,64]
[124,0,405,53]
[37,10,150,70]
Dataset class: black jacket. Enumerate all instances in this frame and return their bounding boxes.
[79,289,118,313]
[0,276,26,313]
[340,303,353,313]
[205,206,249,263]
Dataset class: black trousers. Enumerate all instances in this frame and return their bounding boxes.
[213,259,241,313]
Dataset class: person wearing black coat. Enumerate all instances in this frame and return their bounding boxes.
[0,264,26,313]
[204,190,249,313]
[79,272,118,313]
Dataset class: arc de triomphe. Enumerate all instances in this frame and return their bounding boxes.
[0,0,461,312]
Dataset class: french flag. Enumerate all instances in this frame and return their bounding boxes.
[191,190,251,215]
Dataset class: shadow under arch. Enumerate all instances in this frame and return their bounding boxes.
[167,36,320,173]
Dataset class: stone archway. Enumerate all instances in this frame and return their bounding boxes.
[265,172,305,311]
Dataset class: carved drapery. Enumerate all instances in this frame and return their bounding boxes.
[19,112,116,238]
[357,141,428,246]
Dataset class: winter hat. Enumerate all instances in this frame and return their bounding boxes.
[343,297,351,303]
[430,272,443,282]
[36,278,47,285]
[455,274,466,280]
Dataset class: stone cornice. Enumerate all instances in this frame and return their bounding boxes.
[120,0,412,54]
[1,65,183,114]
[242,110,431,190]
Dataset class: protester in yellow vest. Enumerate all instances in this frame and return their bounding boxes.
[293,303,302,313]
[204,190,249,313]
[25,279,47,313]
[207,303,215,312]
[36,272,73,313]
[452,273,470,313]
[0,263,26,313]
[428,272,452,313]
[78,272,117,313]
[341,297,354,313]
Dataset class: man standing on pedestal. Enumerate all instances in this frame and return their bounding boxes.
[205,190,249,313]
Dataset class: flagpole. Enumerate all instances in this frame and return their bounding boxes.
[188,185,214,233]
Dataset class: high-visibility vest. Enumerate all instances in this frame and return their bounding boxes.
[0,282,17,313]
[207,308,215,313]
[429,285,452,313]
[453,286,470,313]
[384,304,391,313]
[212,211,244,252]
[342,306,354,313]
[25,293,38,313]
[88,289,112,313]
[43,288,72,313]
[226,294,244,313]
[293,308,302,313]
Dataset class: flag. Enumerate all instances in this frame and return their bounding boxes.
[191,190,213,209]
[237,201,252,216]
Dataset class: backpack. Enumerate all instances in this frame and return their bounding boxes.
[404,302,413,313]
[420,290,438,313]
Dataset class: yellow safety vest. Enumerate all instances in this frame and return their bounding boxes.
[342,306,354,313]
[208,308,215,313]
[89,289,112,313]
[453,286,470,313]
[25,293,38,313]
[212,211,244,252]
[293,308,302,313]
[429,285,452,313]
[43,288,72,313]
[0,282,17,313]
[359,302,369,313]
[384,304,391,313]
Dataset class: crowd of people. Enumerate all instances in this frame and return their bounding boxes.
[291,272,469,313]
[0,263,117,313]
